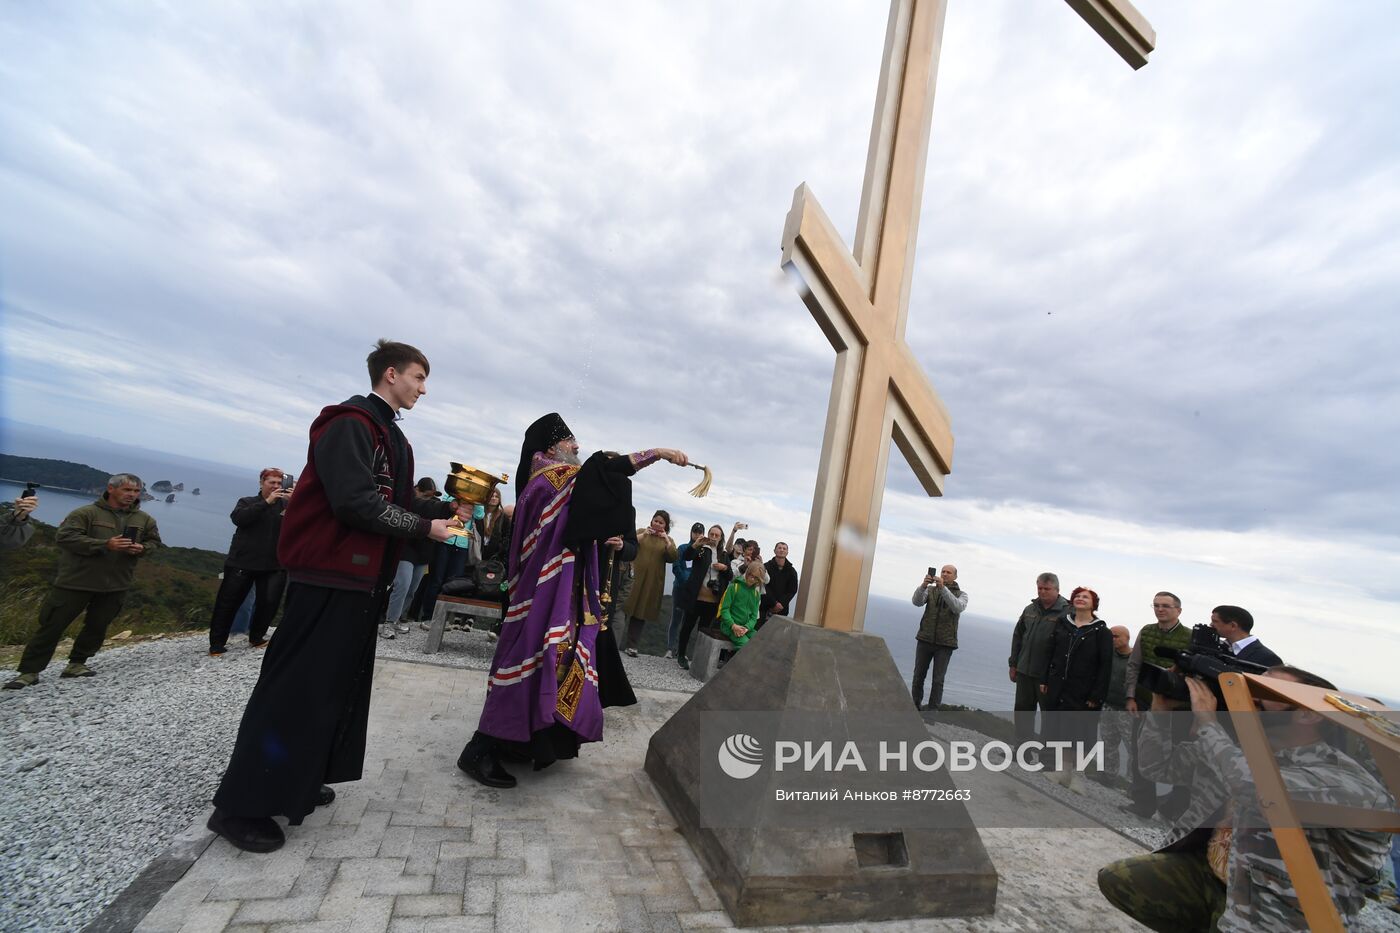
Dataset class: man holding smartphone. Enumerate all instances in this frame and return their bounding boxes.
[206,468,293,656]
[5,473,161,689]
[910,564,968,710]
[0,485,40,550]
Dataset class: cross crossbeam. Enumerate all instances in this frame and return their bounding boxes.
[782,0,1153,632]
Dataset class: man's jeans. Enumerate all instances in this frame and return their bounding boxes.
[911,641,954,708]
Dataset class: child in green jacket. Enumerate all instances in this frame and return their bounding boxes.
[719,562,764,649]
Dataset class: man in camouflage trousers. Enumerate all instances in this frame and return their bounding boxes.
[1098,666,1393,932]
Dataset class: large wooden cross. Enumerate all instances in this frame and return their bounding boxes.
[783,0,1154,632]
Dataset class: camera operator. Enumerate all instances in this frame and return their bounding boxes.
[1,488,39,550]
[1098,665,1393,932]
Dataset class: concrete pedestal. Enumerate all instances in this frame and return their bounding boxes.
[644,616,998,927]
[687,629,727,683]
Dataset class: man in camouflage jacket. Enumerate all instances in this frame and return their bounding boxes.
[1098,668,1392,931]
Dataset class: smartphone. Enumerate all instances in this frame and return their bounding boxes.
[124,525,141,542]
[281,475,295,491]
[22,483,39,499]
[928,566,936,577]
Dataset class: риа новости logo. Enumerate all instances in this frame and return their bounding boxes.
[718,733,764,779]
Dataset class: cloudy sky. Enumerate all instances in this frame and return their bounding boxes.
[3,2,1398,696]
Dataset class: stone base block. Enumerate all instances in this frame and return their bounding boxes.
[645,617,998,927]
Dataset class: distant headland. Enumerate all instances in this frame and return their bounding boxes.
[0,454,196,503]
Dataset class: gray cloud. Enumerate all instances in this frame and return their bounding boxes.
[2,0,1399,557]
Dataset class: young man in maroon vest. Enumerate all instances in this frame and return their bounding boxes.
[208,340,455,853]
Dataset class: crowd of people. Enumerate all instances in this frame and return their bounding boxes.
[3,338,1395,926]
[912,566,1398,928]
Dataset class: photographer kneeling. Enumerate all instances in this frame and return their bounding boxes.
[1098,664,1393,931]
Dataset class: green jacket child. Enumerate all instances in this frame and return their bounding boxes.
[718,563,764,649]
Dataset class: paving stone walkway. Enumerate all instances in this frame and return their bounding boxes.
[130,659,1150,933]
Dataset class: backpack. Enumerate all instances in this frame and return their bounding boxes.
[473,559,505,594]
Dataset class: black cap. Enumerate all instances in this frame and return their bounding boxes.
[516,412,573,496]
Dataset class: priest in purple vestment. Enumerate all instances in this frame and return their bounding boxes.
[457,412,688,788]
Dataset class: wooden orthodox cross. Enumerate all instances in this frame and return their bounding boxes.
[783,0,1154,632]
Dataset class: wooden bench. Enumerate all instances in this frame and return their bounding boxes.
[424,595,504,654]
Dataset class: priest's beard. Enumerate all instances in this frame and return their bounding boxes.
[550,445,581,466]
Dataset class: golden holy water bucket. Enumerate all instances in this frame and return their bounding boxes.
[444,462,508,506]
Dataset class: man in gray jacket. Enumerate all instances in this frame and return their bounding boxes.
[911,564,969,710]
[1008,572,1068,749]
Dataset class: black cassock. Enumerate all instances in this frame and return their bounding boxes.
[564,451,638,710]
[212,582,384,823]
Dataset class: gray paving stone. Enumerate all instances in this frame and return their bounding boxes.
[289,860,342,901]
[613,894,650,933]
[463,857,523,878]
[462,878,495,915]
[231,893,326,924]
[495,891,621,933]
[388,919,494,933]
[429,858,468,895]
[333,858,408,884]
[165,900,240,933]
[347,898,393,933]
[374,826,417,859]
[410,827,472,845]
[391,894,462,918]
[646,912,683,933]
[263,921,352,933]
[643,889,701,914]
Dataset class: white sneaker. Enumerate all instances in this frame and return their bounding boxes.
[663,650,675,660]
[378,625,396,640]
[395,623,410,634]
[625,648,638,658]
[487,631,497,642]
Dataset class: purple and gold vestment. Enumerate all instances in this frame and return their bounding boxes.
[476,449,657,750]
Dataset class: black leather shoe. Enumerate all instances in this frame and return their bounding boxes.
[316,785,336,807]
[207,809,285,853]
[457,748,516,789]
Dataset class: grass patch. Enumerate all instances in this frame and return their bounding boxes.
[0,517,228,650]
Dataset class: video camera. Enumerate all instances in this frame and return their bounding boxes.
[1139,623,1270,703]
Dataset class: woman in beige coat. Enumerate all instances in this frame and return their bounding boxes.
[623,509,678,656]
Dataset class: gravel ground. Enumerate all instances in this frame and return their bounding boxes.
[2,632,1393,932]
[0,626,699,933]
[0,633,263,933]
